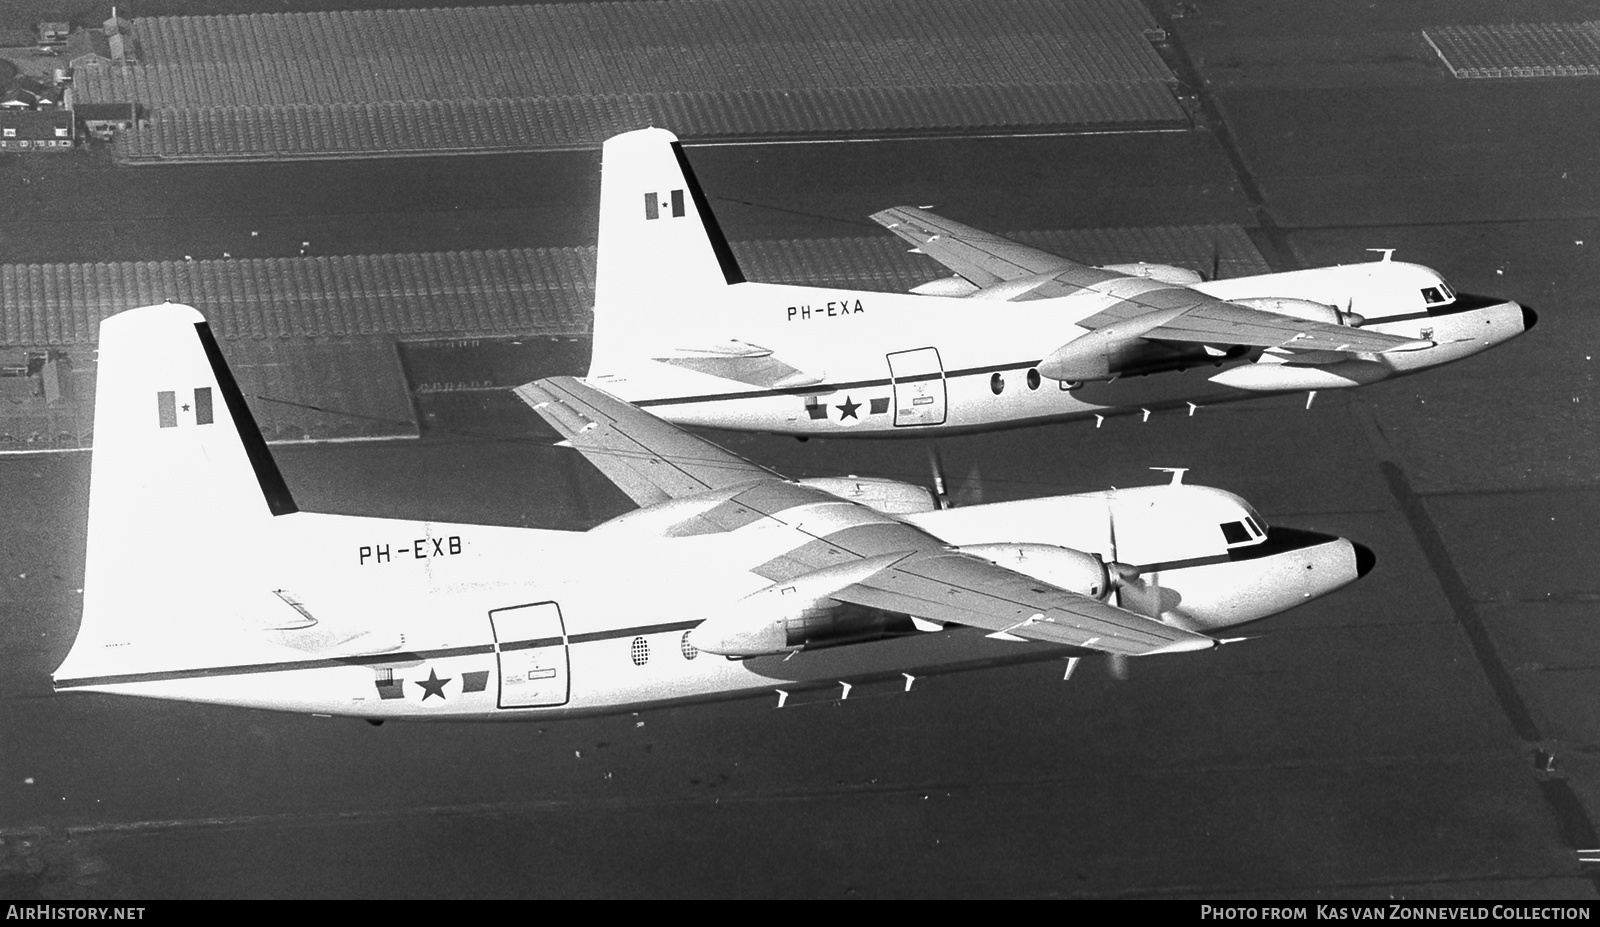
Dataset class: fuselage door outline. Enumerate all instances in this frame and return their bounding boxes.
[489,601,571,709]
[887,347,947,427]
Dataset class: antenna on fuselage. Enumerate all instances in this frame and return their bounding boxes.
[1366,248,1396,262]
[1150,467,1189,486]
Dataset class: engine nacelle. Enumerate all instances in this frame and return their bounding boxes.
[688,553,909,656]
[968,273,1059,301]
[954,543,1111,599]
[1209,359,1389,391]
[1230,296,1364,328]
[1098,262,1204,286]
[910,275,979,297]
[797,476,940,515]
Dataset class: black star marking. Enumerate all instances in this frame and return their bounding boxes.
[836,396,861,420]
[415,668,450,701]
[181,403,190,412]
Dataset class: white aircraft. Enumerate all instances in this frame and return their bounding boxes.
[54,303,1371,720]
[586,128,1534,435]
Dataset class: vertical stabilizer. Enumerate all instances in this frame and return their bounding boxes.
[58,304,297,679]
[590,127,744,377]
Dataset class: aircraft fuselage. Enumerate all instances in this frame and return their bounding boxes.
[56,486,1363,721]
[591,261,1529,436]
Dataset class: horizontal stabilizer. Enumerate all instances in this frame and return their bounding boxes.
[654,341,824,389]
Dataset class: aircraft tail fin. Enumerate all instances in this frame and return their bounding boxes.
[58,303,297,679]
[590,127,745,377]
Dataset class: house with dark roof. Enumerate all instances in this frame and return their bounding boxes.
[0,109,75,151]
[36,15,69,46]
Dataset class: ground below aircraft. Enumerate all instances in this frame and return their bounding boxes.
[585,128,1534,436]
[53,304,1371,720]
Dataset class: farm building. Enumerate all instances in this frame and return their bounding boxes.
[0,109,75,150]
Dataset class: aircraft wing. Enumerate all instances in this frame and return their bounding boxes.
[513,376,782,506]
[875,207,1427,354]
[1078,300,1432,354]
[831,549,1214,657]
[870,206,1081,286]
[521,378,1213,657]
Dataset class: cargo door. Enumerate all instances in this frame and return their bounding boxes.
[887,347,946,427]
[490,602,570,708]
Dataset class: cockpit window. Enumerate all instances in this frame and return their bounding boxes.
[1221,514,1268,548]
[1421,283,1455,307]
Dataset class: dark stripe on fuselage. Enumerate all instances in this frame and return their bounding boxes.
[1363,293,1513,325]
[1134,526,1341,573]
[55,532,1340,691]
[195,321,299,516]
[634,358,1043,408]
[568,620,700,644]
[55,642,497,689]
[54,621,707,690]
[498,637,562,652]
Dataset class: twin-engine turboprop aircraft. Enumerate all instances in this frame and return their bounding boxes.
[585,128,1533,436]
[54,304,1371,720]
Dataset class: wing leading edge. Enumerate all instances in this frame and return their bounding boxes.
[870,205,1082,285]
[513,376,782,506]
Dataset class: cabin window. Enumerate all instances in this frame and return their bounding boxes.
[990,372,1005,395]
[1027,368,1041,390]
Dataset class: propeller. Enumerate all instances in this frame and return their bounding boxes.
[927,443,952,510]
[926,443,984,509]
[1339,296,1366,328]
[1102,490,1166,682]
[1105,491,1164,619]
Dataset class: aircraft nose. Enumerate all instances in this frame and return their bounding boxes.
[1521,304,1538,332]
[1352,542,1376,578]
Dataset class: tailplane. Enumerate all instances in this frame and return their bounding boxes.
[57,303,297,680]
[591,127,745,377]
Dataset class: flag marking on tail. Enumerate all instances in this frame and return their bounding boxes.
[644,189,685,220]
[157,387,213,428]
